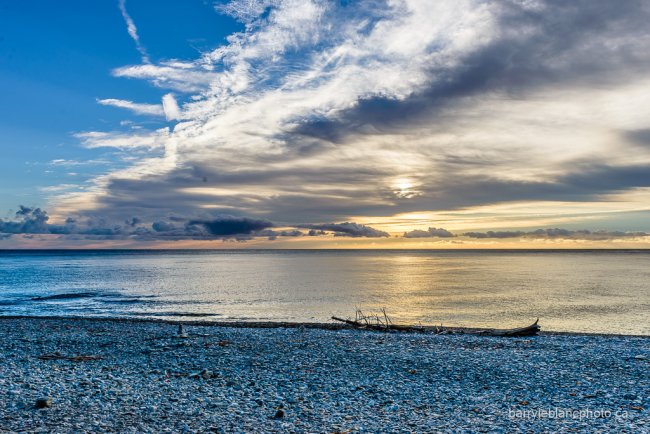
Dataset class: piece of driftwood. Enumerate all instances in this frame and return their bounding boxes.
[478,318,540,337]
[332,308,427,332]
[331,313,424,333]
[332,310,540,336]
[38,352,103,362]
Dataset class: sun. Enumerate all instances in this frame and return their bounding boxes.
[392,178,419,199]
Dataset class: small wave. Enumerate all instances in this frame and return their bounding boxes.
[31,292,98,301]
[131,312,222,317]
[30,291,157,304]
[100,297,157,305]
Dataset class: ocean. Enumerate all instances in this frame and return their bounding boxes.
[0,249,648,335]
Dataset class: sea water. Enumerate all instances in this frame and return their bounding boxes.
[0,249,648,335]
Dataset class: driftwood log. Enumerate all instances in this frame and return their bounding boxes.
[37,352,103,361]
[477,318,540,337]
[331,316,424,332]
[331,314,540,337]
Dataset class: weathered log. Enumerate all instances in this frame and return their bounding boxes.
[331,316,385,330]
[331,316,424,332]
[478,319,540,337]
[331,315,540,336]
[37,352,103,362]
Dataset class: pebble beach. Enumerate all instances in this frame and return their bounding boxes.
[0,317,647,433]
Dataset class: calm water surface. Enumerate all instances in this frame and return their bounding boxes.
[0,250,648,335]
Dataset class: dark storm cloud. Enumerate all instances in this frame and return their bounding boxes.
[464,228,648,240]
[403,227,456,238]
[0,207,123,237]
[125,217,141,227]
[0,204,395,242]
[188,216,274,236]
[0,205,274,241]
[151,221,176,232]
[0,207,66,234]
[297,222,389,238]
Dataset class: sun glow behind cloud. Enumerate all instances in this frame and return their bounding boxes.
[3,0,650,248]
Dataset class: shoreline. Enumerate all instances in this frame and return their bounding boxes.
[1,314,649,338]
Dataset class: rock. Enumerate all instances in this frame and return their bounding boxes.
[35,397,53,409]
[189,369,212,380]
[177,324,188,339]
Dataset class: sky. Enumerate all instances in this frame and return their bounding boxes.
[2,0,650,249]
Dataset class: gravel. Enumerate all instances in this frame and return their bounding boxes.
[0,317,647,433]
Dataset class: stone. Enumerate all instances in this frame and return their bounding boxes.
[177,324,188,339]
[35,397,53,409]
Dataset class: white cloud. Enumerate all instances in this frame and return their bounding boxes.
[97,98,164,116]
[48,159,110,167]
[162,93,181,120]
[118,0,150,63]
[112,63,218,93]
[74,128,169,149]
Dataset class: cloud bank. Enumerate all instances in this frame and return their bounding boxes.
[464,229,649,241]
[404,227,456,238]
[0,206,390,241]
[3,206,645,244]
[17,0,650,245]
[297,222,390,238]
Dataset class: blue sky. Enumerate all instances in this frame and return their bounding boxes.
[0,0,240,214]
[2,0,650,248]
